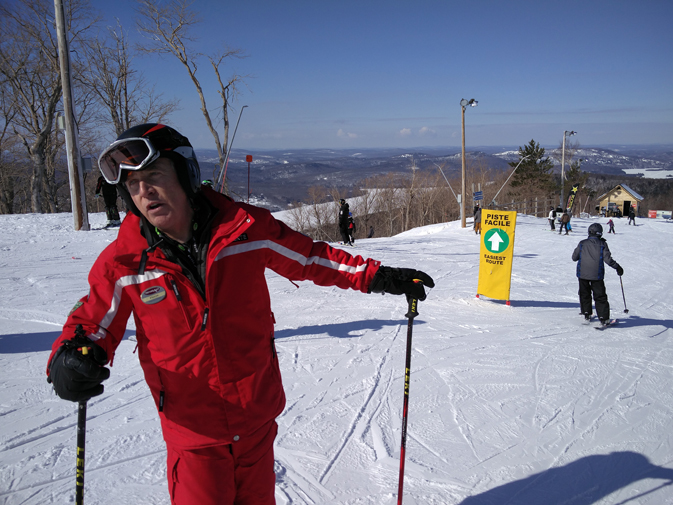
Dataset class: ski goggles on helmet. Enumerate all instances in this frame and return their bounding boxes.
[98,137,161,185]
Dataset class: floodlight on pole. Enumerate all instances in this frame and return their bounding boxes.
[560,130,576,208]
[460,98,478,228]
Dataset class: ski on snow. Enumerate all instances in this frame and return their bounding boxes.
[594,319,618,330]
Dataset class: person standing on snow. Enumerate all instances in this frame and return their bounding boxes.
[473,205,482,235]
[628,206,636,225]
[572,223,624,326]
[45,124,434,505]
[95,173,121,227]
[559,210,570,235]
[347,212,356,245]
[607,218,616,234]
[338,198,350,244]
[548,206,556,231]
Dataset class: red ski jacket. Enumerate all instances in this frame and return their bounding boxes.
[48,191,380,449]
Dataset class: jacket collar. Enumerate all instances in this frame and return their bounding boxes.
[113,189,254,272]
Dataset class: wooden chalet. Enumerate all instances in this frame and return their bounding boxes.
[596,184,643,217]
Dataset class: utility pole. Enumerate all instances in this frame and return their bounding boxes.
[54,0,89,230]
[560,130,576,209]
[461,105,466,228]
[460,98,477,228]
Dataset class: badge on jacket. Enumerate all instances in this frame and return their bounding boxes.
[141,286,167,305]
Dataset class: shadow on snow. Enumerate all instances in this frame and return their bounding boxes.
[459,451,673,505]
[0,329,136,354]
[274,318,424,340]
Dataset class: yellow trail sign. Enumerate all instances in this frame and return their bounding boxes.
[477,210,517,302]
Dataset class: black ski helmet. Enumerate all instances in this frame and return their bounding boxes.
[101,124,201,216]
[588,223,603,237]
[339,198,346,206]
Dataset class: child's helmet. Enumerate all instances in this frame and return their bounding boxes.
[588,223,603,237]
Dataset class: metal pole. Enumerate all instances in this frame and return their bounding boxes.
[461,105,466,228]
[561,131,566,209]
[489,155,530,208]
[216,105,248,193]
[54,0,89,231]
[397,296,419,504]
[247,161,250,204]
[433,163,458,201]
[76,400,87,504]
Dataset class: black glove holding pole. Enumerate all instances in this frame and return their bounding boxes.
[48,326,110,402]
[368,266,435,301]
[616,264,624,277]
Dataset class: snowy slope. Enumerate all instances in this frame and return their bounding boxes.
[1,211,673,504]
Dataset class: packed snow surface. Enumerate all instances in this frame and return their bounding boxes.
[1,211,673,504]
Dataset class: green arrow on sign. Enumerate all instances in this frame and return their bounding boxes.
[484,228,510,253]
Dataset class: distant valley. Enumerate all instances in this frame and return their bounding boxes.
[195,145,673,211]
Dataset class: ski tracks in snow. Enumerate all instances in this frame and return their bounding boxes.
[274,312,405,503]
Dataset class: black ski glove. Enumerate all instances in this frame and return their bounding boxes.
[368,266,435,301]
[616,264,624,276]
[48,328,110,402]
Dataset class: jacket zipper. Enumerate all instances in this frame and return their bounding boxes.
[201,308,210,331]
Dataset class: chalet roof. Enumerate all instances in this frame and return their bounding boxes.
[620,184,643,201]
[596,184,644,202]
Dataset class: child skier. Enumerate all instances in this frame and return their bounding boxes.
[607,218,615,234]
[347,213,356,245]
[572,223,624,326]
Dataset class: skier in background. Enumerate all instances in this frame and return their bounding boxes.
[347,212,356,245]
[572,223,624,326]
[548,206,556,231]
[95,174,121,227]
[559,210,570,235]
[628,206,636,225]
[607,218,616,234]
[338,198,350,245]
[473,205,482,235]
[46,123,435,505]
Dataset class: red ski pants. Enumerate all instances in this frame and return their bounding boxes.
[167,420,277,505]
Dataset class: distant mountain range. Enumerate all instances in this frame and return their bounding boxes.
[195,145,673,210]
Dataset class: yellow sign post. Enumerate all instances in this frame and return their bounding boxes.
[477,210,517,304]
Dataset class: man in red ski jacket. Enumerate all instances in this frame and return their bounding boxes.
[46,124,434,505]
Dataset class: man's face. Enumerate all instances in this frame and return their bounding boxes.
[125,158,193,243]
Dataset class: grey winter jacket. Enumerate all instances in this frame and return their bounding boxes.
[572,236,620,280]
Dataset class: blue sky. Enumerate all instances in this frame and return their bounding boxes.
[92,0,673,150]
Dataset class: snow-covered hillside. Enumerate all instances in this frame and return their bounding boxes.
[1,211,673,504]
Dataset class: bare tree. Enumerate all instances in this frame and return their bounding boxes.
[0,0,98,213]
[81,20,179,137]
[0,83,19,213]
[136,0,249,186]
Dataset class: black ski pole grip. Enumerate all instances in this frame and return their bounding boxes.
[405,297,419,319]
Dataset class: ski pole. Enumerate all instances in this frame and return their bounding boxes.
[398,296,419,505]
[620,276,629,314]
[76,399,87,505]
[75,336,89,505]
